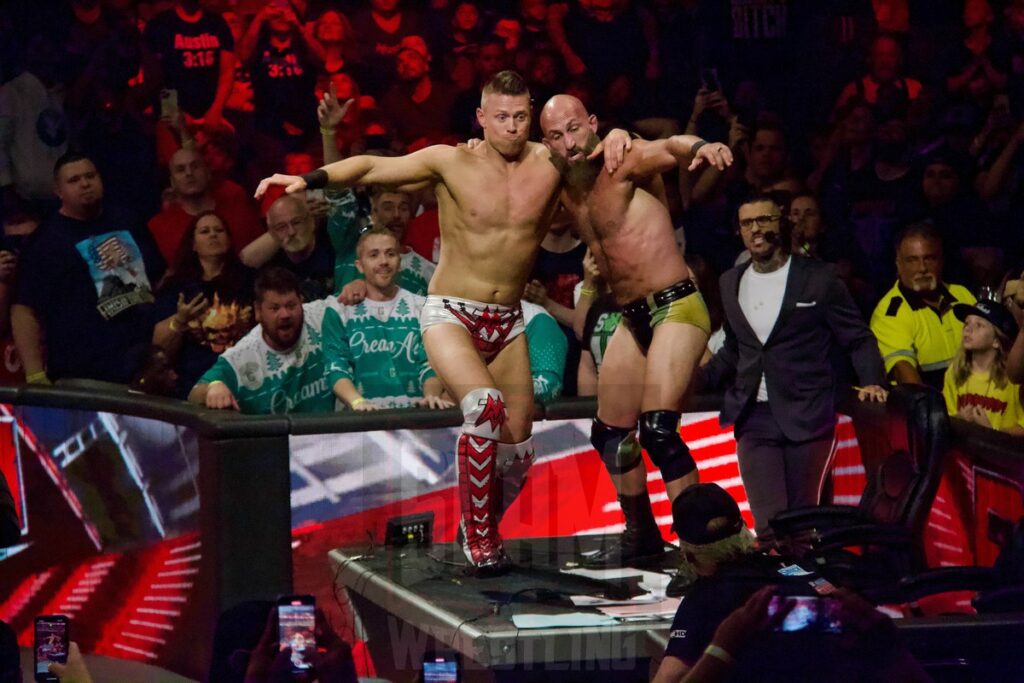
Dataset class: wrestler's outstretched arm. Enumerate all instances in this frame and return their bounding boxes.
[619,135,734,182]
[254,145,455,199]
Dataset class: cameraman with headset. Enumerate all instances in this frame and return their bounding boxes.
[652,484,931,683]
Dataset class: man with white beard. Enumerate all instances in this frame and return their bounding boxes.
[871,223,976,390]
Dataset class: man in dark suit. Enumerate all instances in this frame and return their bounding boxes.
[700,193,888,541]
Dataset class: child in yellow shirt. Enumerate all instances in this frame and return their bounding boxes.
[943,301,1024,435]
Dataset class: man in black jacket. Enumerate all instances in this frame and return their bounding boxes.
[701,193,887,541]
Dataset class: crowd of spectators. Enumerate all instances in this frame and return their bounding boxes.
[0,0,1022,434]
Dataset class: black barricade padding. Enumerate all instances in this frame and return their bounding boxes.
[289,405,462,434]
[19,382,292,437]
[950,417,1024,482]
[199,434,293,612]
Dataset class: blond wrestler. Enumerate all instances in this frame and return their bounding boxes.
[256,72,630,574]
[540,95,732,566]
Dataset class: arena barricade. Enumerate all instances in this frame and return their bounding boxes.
[0,382,1022,679]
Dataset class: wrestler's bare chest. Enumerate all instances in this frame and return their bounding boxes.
[442,152,561,233]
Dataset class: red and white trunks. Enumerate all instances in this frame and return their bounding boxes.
[420,295,525,359]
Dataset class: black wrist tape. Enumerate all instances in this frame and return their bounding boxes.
[300,169,328,189]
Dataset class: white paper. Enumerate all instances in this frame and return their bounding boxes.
[570,593,663,607]
[511,613,620,629]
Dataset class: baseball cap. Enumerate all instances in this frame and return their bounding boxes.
[397,35,431,62]
[953,300,1020,340]
[672,483,745,546]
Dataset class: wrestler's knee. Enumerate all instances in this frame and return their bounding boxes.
[639,410,697,482]
[591,417,643,474]
[461,387,508,439]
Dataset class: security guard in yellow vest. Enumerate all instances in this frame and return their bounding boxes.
[870,224,975,389]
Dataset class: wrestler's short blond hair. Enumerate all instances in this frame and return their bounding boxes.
[481,70,530,108]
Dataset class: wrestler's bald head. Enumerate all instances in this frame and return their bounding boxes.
[539,94,590,136]
[541,94,599,167]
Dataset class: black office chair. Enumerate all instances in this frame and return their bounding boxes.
[768,385,951,591]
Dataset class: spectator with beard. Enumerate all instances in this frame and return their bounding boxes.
[870,223,976,389]
[323,227,449,410]
[143,0,235,129]
[152,211,255,398]
[189,266,336,414]
[148,147,263,263]
[380,35,459,148]
[241,89,433,301]
[13,153,163,384]
[700,193,886,542]
[260,194,336,301]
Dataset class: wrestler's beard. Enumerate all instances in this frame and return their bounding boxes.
[552,132,601,189]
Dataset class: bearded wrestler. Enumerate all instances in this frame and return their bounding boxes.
[540,94,732,567]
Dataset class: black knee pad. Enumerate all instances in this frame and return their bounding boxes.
[590,418,642,475]
[639,411,697,483]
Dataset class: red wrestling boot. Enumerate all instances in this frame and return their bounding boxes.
[456,388,512,575]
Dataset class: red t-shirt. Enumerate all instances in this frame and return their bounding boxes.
[148,180,264,263]
[405,207,440,263]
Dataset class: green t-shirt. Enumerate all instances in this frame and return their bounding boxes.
[197,299,337,414]
[325,188,435,296]
[323,288,435,409]
[522,301,567,403]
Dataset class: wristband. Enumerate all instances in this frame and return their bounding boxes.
[300,168,329,190]
[26,371,49,385]
[704,644,735,666]
[350,397,367,408]
[169,318,182,332]
[690,140,708,157]
[208,380,225,388]
[320,126,336,136]
[579,287,598,297]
